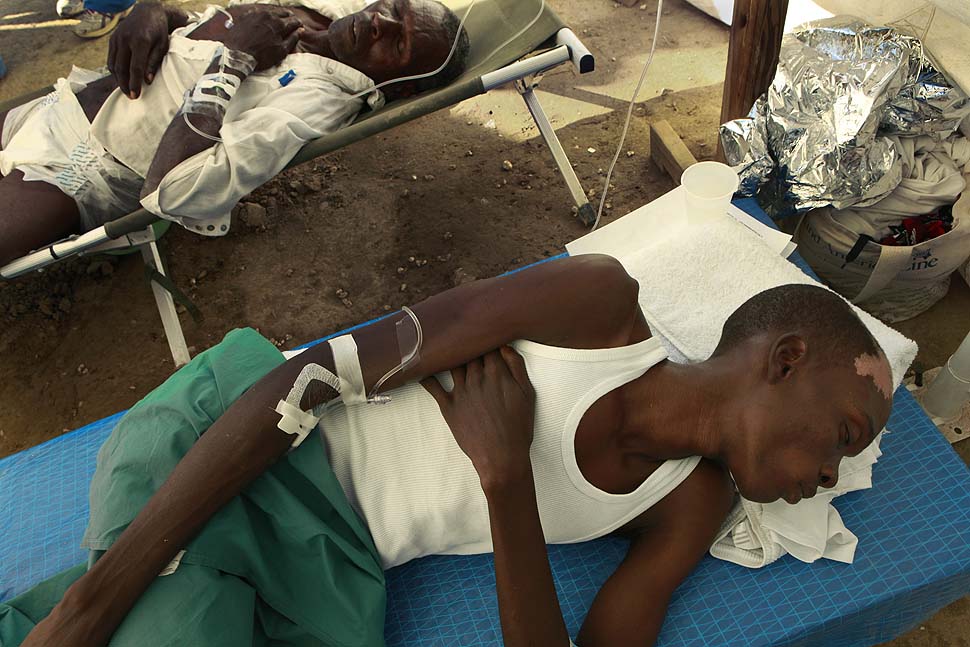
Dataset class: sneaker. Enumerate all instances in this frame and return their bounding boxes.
[56,0,85,18]
[72,5,132,39]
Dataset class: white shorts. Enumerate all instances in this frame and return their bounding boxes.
[0,71,143,232]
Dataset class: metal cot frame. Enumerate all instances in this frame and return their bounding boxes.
[0,28,595,367]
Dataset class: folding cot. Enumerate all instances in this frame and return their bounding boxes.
[0,0,595,367]
[2,199,969,646]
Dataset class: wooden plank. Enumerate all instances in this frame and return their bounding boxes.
[720,0,789,125]
[650,119,698,183]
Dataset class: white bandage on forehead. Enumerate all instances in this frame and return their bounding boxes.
[274,334,367,447]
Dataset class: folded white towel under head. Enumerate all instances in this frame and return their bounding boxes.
[573,209,918,568]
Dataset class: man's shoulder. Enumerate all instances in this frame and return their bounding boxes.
[552,254,645,347]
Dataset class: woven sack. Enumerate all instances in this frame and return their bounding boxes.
[795,194,970,322]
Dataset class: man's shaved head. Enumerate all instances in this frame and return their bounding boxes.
[713,284,887,388]
[709,284,895,504]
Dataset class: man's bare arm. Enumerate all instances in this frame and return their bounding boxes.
[482,453,732,647]
[577,460,734,646]
[486,467,572,645]
[22,255,639,646]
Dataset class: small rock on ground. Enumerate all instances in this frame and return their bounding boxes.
[452,268,476,287]
[237,202,268,228]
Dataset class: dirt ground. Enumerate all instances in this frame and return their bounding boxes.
[0,0,717,453]
[1,0,969,644]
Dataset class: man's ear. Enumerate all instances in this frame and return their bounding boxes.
[768,333,807,383]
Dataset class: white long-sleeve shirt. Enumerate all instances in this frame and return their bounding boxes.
[90,0,380,235]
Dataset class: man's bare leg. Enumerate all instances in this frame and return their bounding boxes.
[0,71,120,267]
[0,170,82,267]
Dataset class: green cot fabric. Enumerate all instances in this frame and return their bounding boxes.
[0,328,386,647]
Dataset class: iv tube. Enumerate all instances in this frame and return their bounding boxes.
[368,305,423,401]
[182,7,239,143]
[592,0,665,231]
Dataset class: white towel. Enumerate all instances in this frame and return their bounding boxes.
[600,214,917,568]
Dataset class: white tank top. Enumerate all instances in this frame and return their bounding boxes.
[317,337,701,568]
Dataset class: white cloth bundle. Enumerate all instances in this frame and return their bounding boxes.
[601,214,917,568]
[835,133,970,239]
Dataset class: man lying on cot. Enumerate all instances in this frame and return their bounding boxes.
[0,0,469,266]
[4,255,895,646]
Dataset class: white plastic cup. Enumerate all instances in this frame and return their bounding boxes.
[680,161,740,225]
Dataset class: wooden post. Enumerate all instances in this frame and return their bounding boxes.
[720,0,789,125]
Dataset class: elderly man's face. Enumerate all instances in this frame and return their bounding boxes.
[328,0,454,85]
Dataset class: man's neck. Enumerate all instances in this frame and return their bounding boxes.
[297,30,337,58]
[619,358,742,463]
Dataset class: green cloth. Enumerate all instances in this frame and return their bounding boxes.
[0,328,386,647]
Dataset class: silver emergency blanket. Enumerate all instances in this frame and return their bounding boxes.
[721,17,970,216]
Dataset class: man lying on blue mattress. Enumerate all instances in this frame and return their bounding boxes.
[0,0,470,266]
[1,254,895,647]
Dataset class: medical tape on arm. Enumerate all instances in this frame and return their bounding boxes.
[328,335,368,405]
[274,334,367,447]
[180,46,256,130]
[274,364,337,448]
[184,72,241,118]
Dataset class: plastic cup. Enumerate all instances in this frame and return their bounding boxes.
[680,161,739,225]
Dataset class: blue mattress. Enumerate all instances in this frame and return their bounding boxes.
[2,199,970,646]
